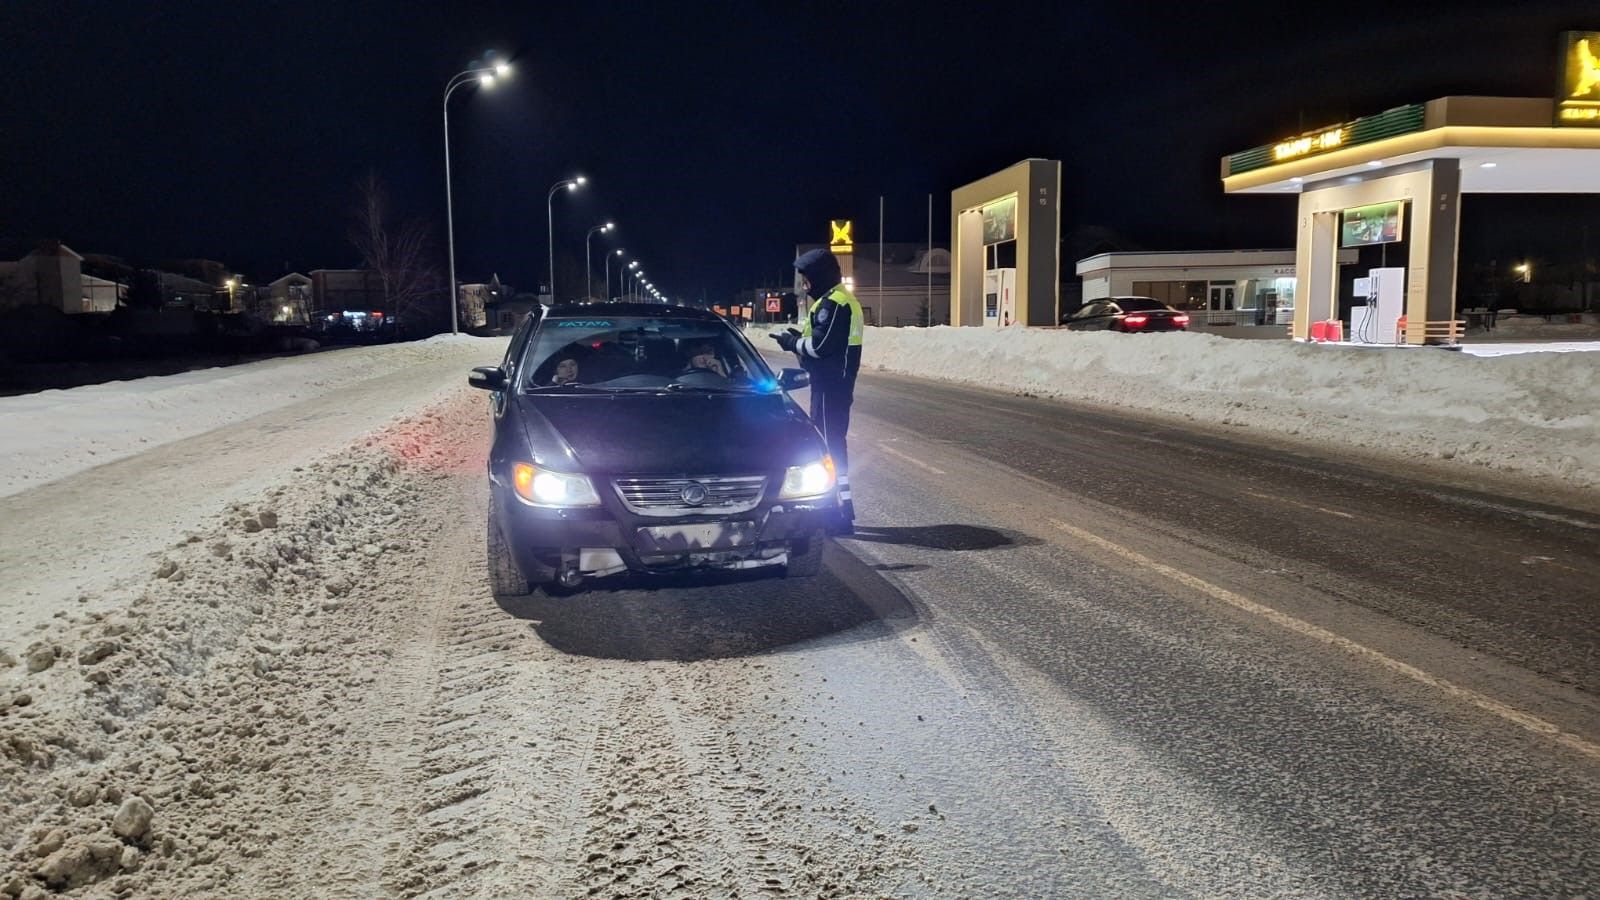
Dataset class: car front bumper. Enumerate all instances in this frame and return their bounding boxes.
[496,488,838,579]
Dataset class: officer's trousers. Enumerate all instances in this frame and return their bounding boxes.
[809,383,855,520]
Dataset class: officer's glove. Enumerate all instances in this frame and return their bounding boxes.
[772,330,799,352]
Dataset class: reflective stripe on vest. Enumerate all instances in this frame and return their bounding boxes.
[801,289,864,345]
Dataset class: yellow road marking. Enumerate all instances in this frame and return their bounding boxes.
[1047,517,1600,763]
[1244,490,1359,521]
[877,443,947,476]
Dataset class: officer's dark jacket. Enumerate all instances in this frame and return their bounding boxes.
[793,249,852,389]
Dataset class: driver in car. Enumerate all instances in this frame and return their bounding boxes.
[551,357,580,385]
[683,342,727,377]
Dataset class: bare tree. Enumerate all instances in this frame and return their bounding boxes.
[350,172,443,334]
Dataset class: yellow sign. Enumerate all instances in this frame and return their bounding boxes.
[1273,127,1345,161]
[1559,31,1600,127]
[829,219,853,253]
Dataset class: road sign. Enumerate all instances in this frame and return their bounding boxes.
[766,296,781,313]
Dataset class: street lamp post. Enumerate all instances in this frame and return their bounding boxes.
[443,61,510,335]
[625,261,639,302]
[547,176,586,303]
[605,249,624,302]
[585,222,614,302]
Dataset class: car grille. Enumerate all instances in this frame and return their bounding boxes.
[612,475,767,517]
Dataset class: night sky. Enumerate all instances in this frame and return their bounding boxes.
[3,1,1597,302]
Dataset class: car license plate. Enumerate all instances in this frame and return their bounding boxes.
[635,522,757,553]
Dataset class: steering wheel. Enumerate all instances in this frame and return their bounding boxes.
[679,366,724,378]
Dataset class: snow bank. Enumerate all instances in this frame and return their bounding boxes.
[863,327,1600,490]
[0,395,479,895]
[0,337,504,498]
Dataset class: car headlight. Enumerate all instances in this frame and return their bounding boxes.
[511,462,601,508]
[779,456,836,499]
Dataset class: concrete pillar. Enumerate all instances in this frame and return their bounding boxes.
[1293,201,1340,339]
[1405,158,1461,344]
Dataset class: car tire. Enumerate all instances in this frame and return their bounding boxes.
[487,494,531,598]
[785,530,827,578]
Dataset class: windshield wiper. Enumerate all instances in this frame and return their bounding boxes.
[663,382,751,394]
[524,383,615,394]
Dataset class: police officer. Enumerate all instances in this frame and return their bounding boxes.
[773,248,860,533]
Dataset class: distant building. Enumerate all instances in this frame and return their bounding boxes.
[458,274,509,330]
[1075,249,1359,328]
[155,271,222,310]
[309,269,390,329]
[0,242,124,313]
[485,291,540,333]
[267,273,313,324]
[791,242,952,327]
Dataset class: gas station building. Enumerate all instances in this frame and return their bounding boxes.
[1222,84,1600,344]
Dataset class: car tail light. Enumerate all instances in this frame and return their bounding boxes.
[1172,314,1190,326]
[1124,314,1149,327]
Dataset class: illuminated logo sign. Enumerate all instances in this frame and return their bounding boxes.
[829,219,853,253]
[1273,127,1345,161]
[1558,31,1600,126]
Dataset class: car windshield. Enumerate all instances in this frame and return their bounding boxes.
[1115,298,1168,312]
[521,316,776,393]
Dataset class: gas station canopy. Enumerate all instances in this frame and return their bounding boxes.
[1223,97,1600,195]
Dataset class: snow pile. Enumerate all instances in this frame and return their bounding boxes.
[0,334,501,499]
[863,327,1600,490]
[0,396,476,897]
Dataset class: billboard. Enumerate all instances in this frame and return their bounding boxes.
[1558,31,1600,126]
[1341,201,1405,248]
[980,196,1017,244]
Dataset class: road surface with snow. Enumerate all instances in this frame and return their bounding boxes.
[2,336,1598,897]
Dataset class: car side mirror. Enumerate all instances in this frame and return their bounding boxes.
[468,366,507,391]
[779,368,810,391]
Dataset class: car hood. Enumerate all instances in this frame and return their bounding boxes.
[516,392,826,475]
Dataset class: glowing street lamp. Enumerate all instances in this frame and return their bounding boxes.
[585,222,614,302]
[605,249,625,302]
[547,176,586,302]
[443,58,511,334]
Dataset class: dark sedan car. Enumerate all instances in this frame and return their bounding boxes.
[469,304,840,595]
[1061,297,1190,332]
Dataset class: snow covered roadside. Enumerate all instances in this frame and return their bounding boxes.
[0,335,504,499]
[861,327,1600,491]
[0,396,478,896]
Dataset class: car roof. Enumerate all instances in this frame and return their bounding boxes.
[542,302,722,321]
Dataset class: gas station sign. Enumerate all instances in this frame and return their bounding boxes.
[1557,31,1600,126]
[829,220,853,254]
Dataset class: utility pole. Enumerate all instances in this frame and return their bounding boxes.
[926,192,933,327]
[878,195,885,328]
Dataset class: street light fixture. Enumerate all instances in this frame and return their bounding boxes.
[585,222,614,302]
[605,249,625,302]
[547,176,586,303]
[443,59,511,335]
[1515,261,1531,283]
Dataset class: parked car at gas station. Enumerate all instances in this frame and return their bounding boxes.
[1061,297,1190,332]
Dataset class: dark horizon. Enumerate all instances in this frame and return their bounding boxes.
[3,1,1598,301]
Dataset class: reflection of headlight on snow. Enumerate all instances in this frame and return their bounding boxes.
[512,463,601,507]
[779,457,836,499]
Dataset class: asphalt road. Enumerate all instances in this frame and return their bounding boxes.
[720,358,1600,895]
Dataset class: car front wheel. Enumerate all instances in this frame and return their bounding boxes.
[487,493,531,598]
[785,531,826,578]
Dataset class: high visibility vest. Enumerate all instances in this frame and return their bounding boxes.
[800,288,864,346]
